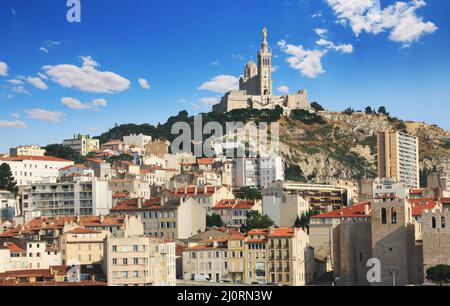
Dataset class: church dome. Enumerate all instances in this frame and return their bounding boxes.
[245,60,258,77]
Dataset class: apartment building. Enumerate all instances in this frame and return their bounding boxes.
[264,181,352,213]
[175,185,235,215]
[123,134,152,150]
[63,134,99,156]
[262,193,308,227]
[212,199,262,228]
[84,158,114,180]
[182,228,314,286]
[0,190,17,221]
[21,176,113,220]
[59,227,109,266]
[110,197,206,240]
[109,178,150,199]
[0,239,61,272]
[373,177,410,199]
[233,156,284,188]
[103,215,176,286]
[9,145,46,157]
[0,156,74,186]
[377,131,420,189]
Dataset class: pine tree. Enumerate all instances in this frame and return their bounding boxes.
[0,163,18,194]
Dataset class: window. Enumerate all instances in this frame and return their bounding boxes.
[432,217,437,229]
[113,259,117,265]
[391,208,397,224]
[442,217,446,228]
[381,208,387,224]
[112,245,117,252]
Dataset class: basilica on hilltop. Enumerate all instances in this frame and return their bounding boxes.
[213,27,311,113]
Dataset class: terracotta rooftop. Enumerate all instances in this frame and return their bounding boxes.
[65,227,102,234]
[312,202,371,219]
[0,156,72,162]
[213,199,256,210]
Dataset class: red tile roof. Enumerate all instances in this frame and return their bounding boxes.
[213,199,256,210]
[0,156,72,162]
[197,158,214,165]
[4,242,26,253]
[312,202,371,219]
[268,228,295,238]
[111,198,163,212]
[65,227,101,234]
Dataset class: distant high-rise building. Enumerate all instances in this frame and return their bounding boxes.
[377,131,420,189]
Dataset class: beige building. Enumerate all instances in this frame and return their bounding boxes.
[63,134,99,156]
[377,131,420,189]
[9,145,46,157]
[59,227,109,266]
[103,215,176,286]
[110,197,206,240]
[262,193,308,227]
[175,185,235,215]
[212,199,262,228]
[213,28,311,114]
[109,177,150,199]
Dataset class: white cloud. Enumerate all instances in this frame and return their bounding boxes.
[278,28,353,78]
[191,97,220,110]
[0,61,8,76]
[7,79,24,85]
[211,60,220,66]
[138,78,150,90]
[0,120,26,129]
[326,0,437,46]
[198,75,239,94]
[278,40,327,78]
[9,7,16,16]
[11,112,20,119]
[61,97,107,110]
[43,57,130,93]
[37,72,48,80]
[39,41,60,54]
[278,86,290,94]
[315,28,328,37]
[25,109,65,123]
[26,76,48,90]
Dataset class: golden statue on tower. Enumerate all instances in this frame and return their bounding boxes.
[263,27,267,41]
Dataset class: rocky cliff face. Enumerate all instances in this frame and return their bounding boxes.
[280,111,450,183]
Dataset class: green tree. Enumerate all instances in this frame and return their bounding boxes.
[285,165,306,182]
[234,187,262,200]
[108,154,134,164]
[243,211,275,233]
[365,106,374,114]
[310,102,324,112]
[0,163,18,194]
[44,144,84,163]
[426,264,450,286]
[377,106,389,116]
[343,107,355,115]
[206,214,224,228]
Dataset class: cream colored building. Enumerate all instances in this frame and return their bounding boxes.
[377,131,420,189]
[59,227,109,266]
[262,193,308,227]
[63,134,99,156]
[110,197,206,240]
[9,145,46,157]
[103,215,176,286]
[213,28,311,114]
[109,177,150,199]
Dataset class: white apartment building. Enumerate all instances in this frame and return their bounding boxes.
[63,134,99,156]
[373,177,409,199]
[22,176,113,220]
[377,131,420,189]
[233,156,284,188]
[9,145,46,157]
[0,156,74,186]
[123,134,152,150]
[0,240,62,272]
[0,190,17,221]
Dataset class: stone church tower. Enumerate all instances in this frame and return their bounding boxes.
[258,27,273,102]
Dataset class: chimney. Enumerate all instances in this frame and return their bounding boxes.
[137,198,143,209]
[364,204,370,215]
[100,215,105,223]
[76,215,81,224]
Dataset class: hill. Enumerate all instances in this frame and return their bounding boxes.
[95,108,450,186]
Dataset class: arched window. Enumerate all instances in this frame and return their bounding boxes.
[381,208,387,224]
[432,217,437,229]
[442,217,446,228]
[391,208,397,224]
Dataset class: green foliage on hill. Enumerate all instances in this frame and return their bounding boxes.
[44,144,85,163]
[95,108,284,145]
[290,109,326,125]
[285,164,306,182]
[234,187,262,200]
[206,214,224,228]
[242,211,275,233]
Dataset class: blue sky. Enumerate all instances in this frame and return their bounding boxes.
[0,0,449,152]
